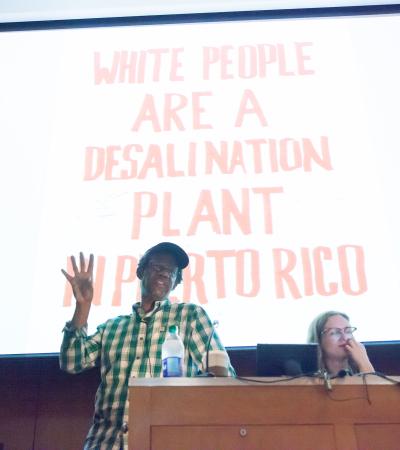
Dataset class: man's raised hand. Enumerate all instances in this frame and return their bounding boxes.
[62,252,94,305]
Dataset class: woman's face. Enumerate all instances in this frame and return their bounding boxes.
[320,314,353,361]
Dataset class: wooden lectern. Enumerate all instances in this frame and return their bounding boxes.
[128,375,400,450]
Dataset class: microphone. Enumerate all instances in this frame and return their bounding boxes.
[336,368,352,378]
[205,320,219,375]
[196,320,219,377]
[283,359,303,376]
[323,370,332,391]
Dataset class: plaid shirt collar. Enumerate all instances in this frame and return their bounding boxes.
[132,298,170,319]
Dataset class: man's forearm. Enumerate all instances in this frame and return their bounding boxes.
[71,303,91,329]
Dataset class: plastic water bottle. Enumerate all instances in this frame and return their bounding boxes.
[162,325,184,377]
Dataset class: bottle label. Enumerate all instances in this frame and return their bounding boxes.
[162,356,183,377]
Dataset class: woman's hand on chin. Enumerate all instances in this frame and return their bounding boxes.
[344,339,374,373]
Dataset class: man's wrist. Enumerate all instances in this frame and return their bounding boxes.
[63,320,87,333]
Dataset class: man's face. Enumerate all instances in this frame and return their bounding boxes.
[141,252,179,301]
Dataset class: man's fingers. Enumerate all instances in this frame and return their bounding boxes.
[61,268,73,282]
[71,255,79,275]
[65,252,94,281]
[80,252,86,272]
[87,253,94,277]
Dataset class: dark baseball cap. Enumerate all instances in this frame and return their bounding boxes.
[142,242,189,269]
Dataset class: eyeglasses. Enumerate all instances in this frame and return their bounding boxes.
[148,262,178,278]
[321,327,357,339]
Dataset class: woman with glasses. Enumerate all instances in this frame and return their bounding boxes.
[307,310,374,376]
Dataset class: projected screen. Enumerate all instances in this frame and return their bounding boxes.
[1,12,400,355]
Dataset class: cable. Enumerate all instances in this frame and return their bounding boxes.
[235,371,399,405]
[357,371,400,385]
[234,372,320,384]
[141,317,153,377]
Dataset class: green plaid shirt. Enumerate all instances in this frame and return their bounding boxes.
[60,299,234,450]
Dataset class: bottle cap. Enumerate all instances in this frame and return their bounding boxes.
[168,325,178,334]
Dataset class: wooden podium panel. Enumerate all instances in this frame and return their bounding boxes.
[151,424,336,450]
[128,376,400,450]
[354,424,400,450]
